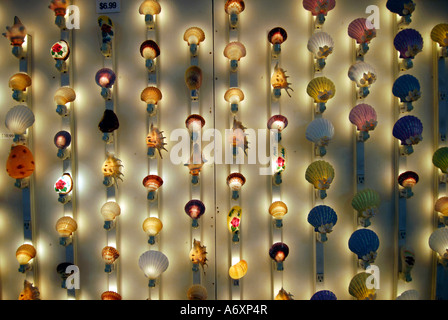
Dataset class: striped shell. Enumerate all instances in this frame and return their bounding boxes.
[429,227,448,258]
[142,217,163,236]
[348,61,377,87]
[184,27,205,45]
[187,284,208,300]
[16,244,36,265]
[101,291,122,300]
[348,18,376,44]
[394,28,423,59]
[349,272,377,300]
[102,246,119,264]
[386,0,415,17]
[141,86,162,104]
[307,205,337,234]
[54,87,76,105]
[396,290,420,300]
[307,31,334,59]
[5,105,35,135]
[229,260,248,280]
[268,27,287,45]
[310,290,337,300]
[224,0,245,15]
[185,66,203,90]
[431,23,448,47]
[348,229,380,261]
[224,87,244,104]
[392,74,421,103]
[140,40,160,60]
[9,73,32,91]
[392,115,423,146]
[139,0,161,16]
[306,77,336,103]
[433,147,448,174]
[352,188,380,215]
[305,118,334,146]
[303,0,336,16]
[55,216,78,237]
[269,242,289,262]
[305,160,335,190]
[435,197,448,216]
[269,201,288,219]
[349,104,378,132]
[223,41,246,61]
[398,171,419,188]
[101,201,121,221]
[138,250,169,280]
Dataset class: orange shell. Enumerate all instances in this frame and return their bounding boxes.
[6,145,35,179]
[101,291,122,300]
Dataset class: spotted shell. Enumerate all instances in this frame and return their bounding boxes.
[305,160,335,190]
[307,31,334,59]
[307,205,337,235]
[348,61,377,87]
[101,291,122,300]
[431,23,448,47]
[139,0,161,16]
[19,280,40,300]
[6,145,35,179]
[102,154,124,182]
[305,118,334,147]
[16,244,36,265]
[348,18,376,44]
[102,246,119,264]
[394,28,423,59]
[189,239,207,268]
[386,0,415,17]
[223,41,246,61]
[49,0,69,16]
[183,27,205,45]
[349,272,377,300]
[187,284,208,300]
[229,260,248,280]
[349,104,378,132]
[351,188,380,216]
[348,229,380,261]
[9,73,32,91]
[5,105,35,135]
[271,64,293,97]
[55,216,78,237]
[392,74,421,103]
[54,87,76,105]
[433,147,448,174]
[3,16,27,47]
[306,77,335,103]
[185,65,203,91]
[392,115,423,146]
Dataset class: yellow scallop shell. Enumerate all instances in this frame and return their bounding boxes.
[9,73,32,91]
[229,259,248,279]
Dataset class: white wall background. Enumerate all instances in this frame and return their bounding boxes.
[0,0,446,300]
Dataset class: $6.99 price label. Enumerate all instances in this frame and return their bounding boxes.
[96,0,121,13]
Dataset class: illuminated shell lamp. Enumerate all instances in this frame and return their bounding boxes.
[50,40,70,72]
[143,174,163,202]
[98,109,119,143]
[224,0,245,29]
[351,188,380,227]
[224,41,246,72]
[306,76,335,114]
[431,23,448,57]
[102,246,119,273]
[400,246,415,282]
[140,39,160,72]
[185,143,207,185]
[392,115,423,156]
[269,242,289,271]
[307,205,338,242]
[139,0,161,29]
[348,229,380,269]
[49,0,69,29]
[394,28,423,70]
[435,196,448,226]
[55,216,77,246]
[189,239,207,272]
[271,143,286,186]
[271,63,293,98]
[54,130,71,159]
[433,147,448,177]
[16,244,36,273]
[185,199,205,228]
[226,172,246,200]
[268,115,288,142]
[9,73,31,102]
[275,288,294,300]
[348,272,377,300]
[269,201,288,228]
[141,86,162,116]
[138,250,169,287]
[54,86,76,116]
[101,291,122,300]
[185,65,203,100]
[101,201,121,230]
[187,284,208,300]
[230,117,249,157]
[5,104,35,143]
[268,27,287,57]
[184,27,205,57]
[146,123,167,159]
[95,68,116,100]
[303,0,336,28]
[398,171,419,198]
[305,118,334,157]
[142,217,163,245]
[56,262,74,288]
[2,16,27,58]
[54,173,73,204]
[227,206,242,242]
[429,227,448,268]
[392,74,421,113]
[102,154,124,187]
[186,114,205,141]
[305,160,335,200]
[229,260,247,286]
[348,61,377,99]
[348,18,377,57]
[307,32,334,72]
[224,87,244,114]
[386,0,416,26]
[310,290,337,300]
[6,144,35,188]
[349,104,378,142]
[19,279,40,300]
[98,16,114,58]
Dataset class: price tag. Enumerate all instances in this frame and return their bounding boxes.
[96,0,121,14]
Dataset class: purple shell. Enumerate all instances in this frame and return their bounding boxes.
[348,18,376,44]
[95,68,116,88]
[302,0,336,16]
[54,130,72,149]
[398,171,419,187]
[184,199,206,219]
[269,242,289,262]
[349,104,377,132]
[392,115,423,146]
[267,114,288,131]
[386,0,415,17]
[394,29,423,59]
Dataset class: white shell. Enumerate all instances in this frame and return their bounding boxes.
[306,118,334,146]
[101,201,121,221]
[396,290,420,300]
[429,227,448,257]
[348,61,377,87]
[307,32,334,59]
[5,105,35,135]
[138,250,169,280]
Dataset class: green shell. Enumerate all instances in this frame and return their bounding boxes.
[305,160,335,190]
[433,147,448,174]
[348,272,376,300]
[351,189,380,212]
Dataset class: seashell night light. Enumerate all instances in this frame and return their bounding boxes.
[271,63,293,98]
[57,262,74,288]
[138,250,169,287]
[102,246,119,273]
[305,118,334,157]
[146,123,167,158]
[55,216,77,246]
[306,76,335,114]
[143,174,163,202]
[186,114,206,141]
[268,115,288,142]
[102,154,124,187]
[139,0,161,29]
[307,31,334,72]
[16,244,36,273]
[230,117,249,157]
[229,259,247,285]
[49,0,69,29]
[392,74,421,113]
[348,61,377,99]
[398,171,419,198]
[303,0,336,28]
[9,73,31,102]
[2,16,27,58]
[433,147,448,175]
[19,280,40,300]
[101,201,121,230]
[269,242,289,271]
[348,18,377,57]
[435,197,448,226]
[185,143,207,185]
[349,104,378,142]
[351,188,380,227]
[95,68,116,100]
[400,246,415,282]
[396,289,419,300]
[310,290,337,300]
[140,40,160,71]
[224,0,245,29]
[101,291,122,300]
[51,40,70,72]
[275,288,294,300]
[184,27,205,57]
[98,109,119,143]
[189,239,208,272]
[307,205,337,242]
[272,144,286,185]
[429,227,448,267]
[227,206,242,243]
[392,115,423,155]
[5,105,35,141]
[224,87,244,114]
[349,272,377,300]
[141,86,162,116]
[431,23,448,57]
[185,199,206,228]
[142,217,163,245]
[98,16,114,58]
[394,28,423,70]
[348,229,380,269]
[54,87,76,116]
[187,284,208,300]
[305,160,335,199]
[224,41,246,71]
[54,173,73,204]
[6,145,35,185]
[386,0,416,26]
[54,130,72,159]
[268,27,287,57]
[185,65,203,100]
[227,172,246,200]
[269,201,288,228]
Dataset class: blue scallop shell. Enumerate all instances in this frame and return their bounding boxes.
[392,74,420,102]
[307,205,338,232]
[348,229,380,259]
[392,115,423,146]
[310,290,337,300]
[393,29,423,59]
[386,0,415,16]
